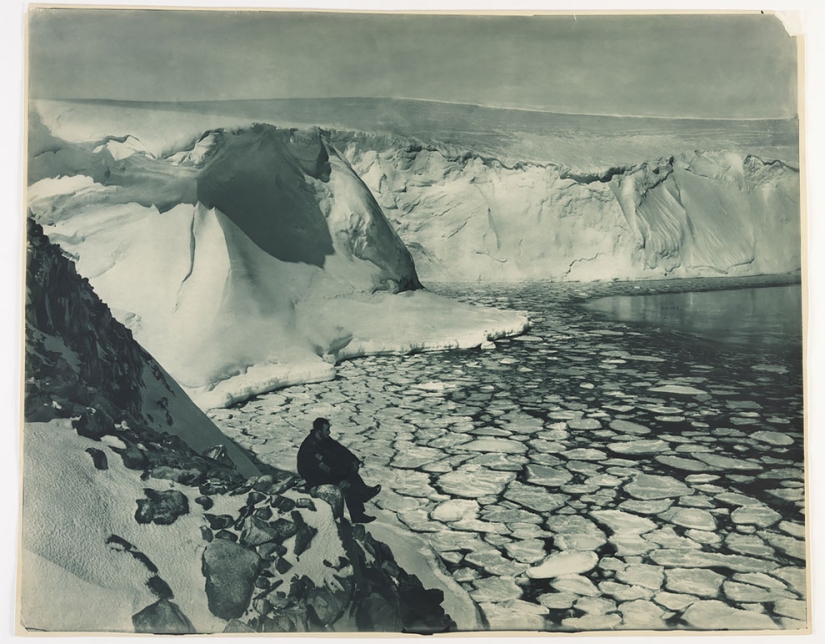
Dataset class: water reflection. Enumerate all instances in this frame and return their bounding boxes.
[583,285,802,351]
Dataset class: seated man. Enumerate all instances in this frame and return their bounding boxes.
[297,417,381,524]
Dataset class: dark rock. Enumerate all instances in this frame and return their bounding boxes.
[200,479,231,495]
[214,530,238,542]
[260,605,309,632]
[233,504,254,530]
[295,498,316,511]
[254,576,271,589]
[246,490,267,506]
[293,514,317,559]
[85,447,108,470]
[275,497,296,513]
[254,506,273,521]
[229,484,252,497]
[134,489,189,525]
[306,586,344,627]
[132,599,194,634]
[258,542,280,561]
[356,592,403,632]
[241,516,278,547]
[203,444,235,467]
[270,518,298,540]
[224,618,256,633]
[202,539,263,620]
[146,575,174,600]
[195,495,214,510]
[149,466,205,486]
[310,484,345,519]
[111,442,149,470]
[204,514,234,530]
[275,557,293,574]
[200,526,214,542]
[73,407,114,441]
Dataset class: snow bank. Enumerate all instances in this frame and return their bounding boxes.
[338,133,801,282]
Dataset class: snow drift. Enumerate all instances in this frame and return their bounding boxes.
[335,132,802,282]
[28,120,528,408]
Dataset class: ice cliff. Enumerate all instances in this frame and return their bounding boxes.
[334,132,801,282]
[28,118,528,408]
[21,222,458,634]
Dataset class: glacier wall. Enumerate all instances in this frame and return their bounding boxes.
[29,121,527,408]
[336,132,801,282]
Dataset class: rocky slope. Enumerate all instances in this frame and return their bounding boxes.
[28,118,527,408]
[334,131,801,282]
[21,221,457,634]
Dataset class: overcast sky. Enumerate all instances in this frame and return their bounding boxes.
[27,9,798,119]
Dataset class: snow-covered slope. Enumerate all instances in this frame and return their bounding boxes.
[21,221,462,634]
[335,132,801,282]
[28,121,528,408]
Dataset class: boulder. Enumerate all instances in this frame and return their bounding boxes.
[311,485,345,519]
[73,407,114,441]
[132,599,194,634]
[135,489,189,525]
[84,447,108,470]
[202,539,263,620]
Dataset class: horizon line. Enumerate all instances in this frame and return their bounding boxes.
[30,95,799,122]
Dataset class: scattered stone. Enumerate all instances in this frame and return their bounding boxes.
[202,539,262,620]
[310,485,345,520]
[195,496,214,510]
[73,408,114,441]
[85,447,108,470]
[132,599,194,634]
[135,489,189,526]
